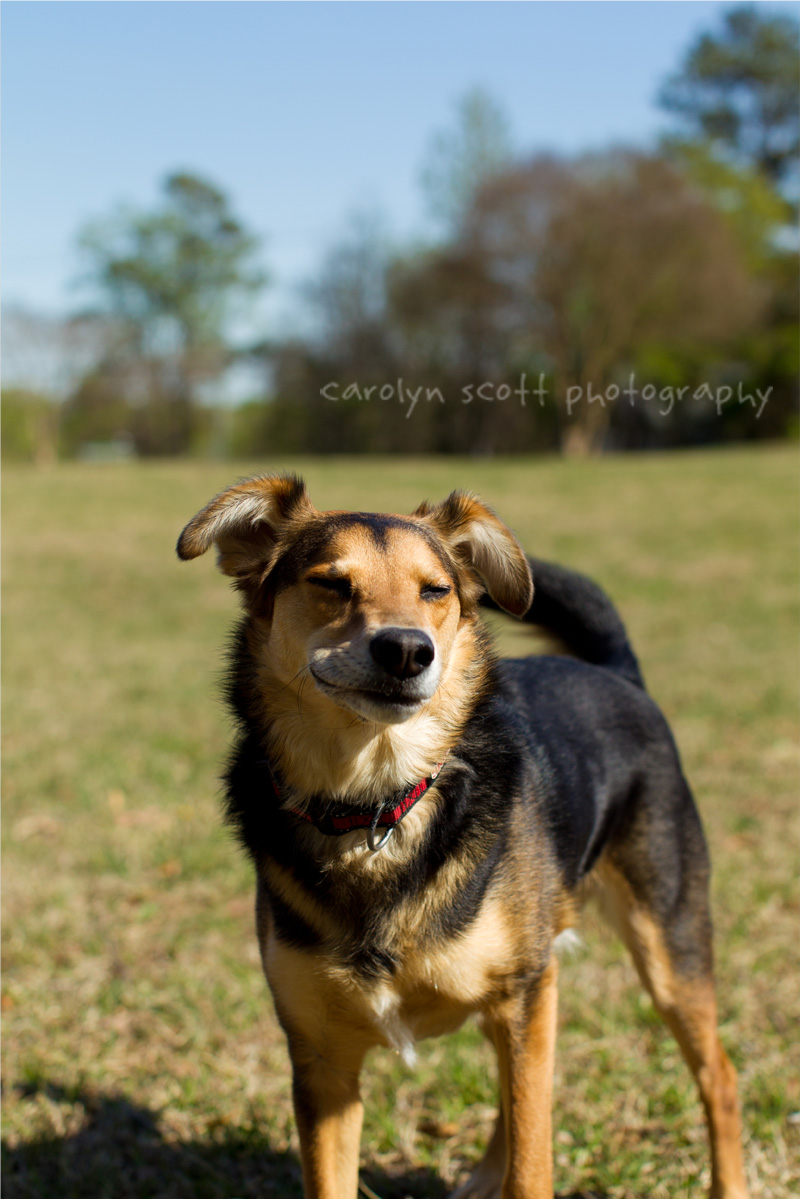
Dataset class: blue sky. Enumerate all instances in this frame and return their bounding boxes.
[2,1,785,336]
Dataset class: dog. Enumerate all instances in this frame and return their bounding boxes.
[177,473,749,1199]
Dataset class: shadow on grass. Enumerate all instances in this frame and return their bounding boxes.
[1,1081,441,1199]
[2,1082,608,1199]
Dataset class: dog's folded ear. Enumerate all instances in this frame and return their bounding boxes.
[177,474,313,589]
[415,492,533,617]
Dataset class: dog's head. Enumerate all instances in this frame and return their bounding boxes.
[178,474,532,725]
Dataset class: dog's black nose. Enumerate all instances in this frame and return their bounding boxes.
[370,628,435,679]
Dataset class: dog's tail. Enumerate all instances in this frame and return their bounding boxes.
[481,557,646,690]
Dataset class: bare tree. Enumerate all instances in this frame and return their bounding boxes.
[304,209,393,369]
[420,87,513,235]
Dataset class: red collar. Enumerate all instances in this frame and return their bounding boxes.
[267,760,446,848]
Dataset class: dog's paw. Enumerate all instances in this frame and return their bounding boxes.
[448,1169,503,1199]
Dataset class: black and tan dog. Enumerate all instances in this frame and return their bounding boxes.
[177,474,748,1199]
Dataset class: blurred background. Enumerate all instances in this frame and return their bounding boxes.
[3,1,798,464]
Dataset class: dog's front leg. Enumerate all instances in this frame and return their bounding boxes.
[258,900,371,1199]
[485,957,558,1199]
[288,1032,369,1199]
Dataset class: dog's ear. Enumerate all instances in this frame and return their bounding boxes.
[415,492,533,617]
[177,474,314,589]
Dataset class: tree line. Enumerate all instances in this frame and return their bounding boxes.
[3,5,798,462]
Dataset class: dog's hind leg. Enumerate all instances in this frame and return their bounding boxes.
[449,1108,506,1199]
[595,843,748,1199]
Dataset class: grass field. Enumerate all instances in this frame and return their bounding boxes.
[2,446,799,1199]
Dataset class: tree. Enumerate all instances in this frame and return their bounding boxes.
[1,305,108,463]
[1,388,61,465]
[667,141,790,272]
[659,5,800,188]
[247,211,400,456]
[1,304,107,400]
[395,152,762,455]
[304,209,394,368]
[657,10,799,444]
[420,87,513,234]
[388,238,524,455]
[77,172,266,455]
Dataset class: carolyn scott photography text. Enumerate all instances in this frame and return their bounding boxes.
[321,374,773,420]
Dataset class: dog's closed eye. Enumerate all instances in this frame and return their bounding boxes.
[420,583,452,601]
[307,575,353,599]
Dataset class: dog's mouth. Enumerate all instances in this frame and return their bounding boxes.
[309,668,427,721]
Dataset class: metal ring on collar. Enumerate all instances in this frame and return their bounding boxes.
[367,801,394,853]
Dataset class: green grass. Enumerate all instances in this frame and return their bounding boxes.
[3,447,799,1198]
